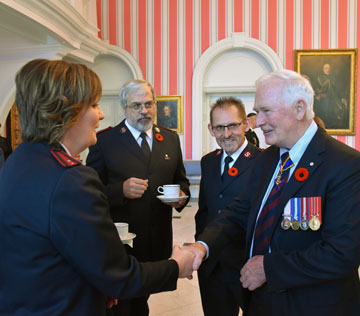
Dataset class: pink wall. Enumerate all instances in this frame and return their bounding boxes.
[97,0,360,158]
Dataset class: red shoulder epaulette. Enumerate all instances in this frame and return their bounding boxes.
[51,149,81,168]
[204,148,222,158]
[97,126,112,134]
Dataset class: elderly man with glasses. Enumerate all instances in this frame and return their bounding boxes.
[195,97,260,316]
[87,79,190,316]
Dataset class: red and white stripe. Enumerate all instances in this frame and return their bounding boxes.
[97,0,360,158]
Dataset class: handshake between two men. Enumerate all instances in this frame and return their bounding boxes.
[177,242,267,291]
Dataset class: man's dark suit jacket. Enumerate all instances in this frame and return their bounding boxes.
[195,143,259,280]
[0,142,178,316]
[87,120,190,261]
[199,128,360,315]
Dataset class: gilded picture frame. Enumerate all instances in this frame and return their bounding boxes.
[294,49,357,135]
[10,102,22,150]
[155,95,183,134]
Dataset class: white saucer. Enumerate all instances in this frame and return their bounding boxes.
[119,232,136,242]
[156,195,189,203]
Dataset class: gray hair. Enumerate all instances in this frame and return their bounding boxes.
[119,79,156,107]
[256,69,315,119]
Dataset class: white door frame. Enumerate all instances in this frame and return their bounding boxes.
[191,33,283,159]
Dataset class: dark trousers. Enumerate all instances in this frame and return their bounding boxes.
[108,295,150,316]
[198,264,243,316]
[245,285,272,316]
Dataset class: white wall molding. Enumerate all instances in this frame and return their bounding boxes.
[0,0,143,130]
[192,32,283,159]
[0,0,98,48]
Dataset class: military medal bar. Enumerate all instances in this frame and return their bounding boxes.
[282,197,322,231]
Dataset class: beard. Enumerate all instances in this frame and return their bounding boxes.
[133,115,153,131]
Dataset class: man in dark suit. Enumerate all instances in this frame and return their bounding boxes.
[245,112,260,147]
[188,69,360,315]
[87,79,190,316]
[195,97,259,316]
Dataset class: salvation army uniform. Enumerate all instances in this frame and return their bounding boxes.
[198,125,360,316]
[195,141,259,315]
[0,141,179,316]
[86,119,190,262]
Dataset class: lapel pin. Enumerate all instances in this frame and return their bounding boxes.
[155,127,160,133]
[309,162,314,166]
[243,151,252,158]
[120,127,127,133]
[165,154,171,160]
[228,167,238,177]
[155,133,163,142]
[294,168,309,182]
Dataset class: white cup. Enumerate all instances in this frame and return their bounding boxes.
[115,222,129,239]
[157,184,180,198]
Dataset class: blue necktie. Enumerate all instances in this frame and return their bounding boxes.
[252,152,294,256]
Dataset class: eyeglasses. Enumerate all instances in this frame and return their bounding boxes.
[126,100,155,111]
[212,122,243,133]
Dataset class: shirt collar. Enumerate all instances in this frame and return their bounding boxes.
[221,138,249,163]
[60,142,72,155]
[125,119,153,140]
[280,120,318,167]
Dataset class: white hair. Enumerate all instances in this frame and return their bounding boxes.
[256,69,315,119]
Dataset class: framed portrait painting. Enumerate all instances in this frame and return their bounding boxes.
[294,49,357,135]
[155,95,183,134]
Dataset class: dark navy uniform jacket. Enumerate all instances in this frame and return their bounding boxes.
[196,143,259,280]
[87,120,190,262]
[199,128,360,316]
[0,142,178,316]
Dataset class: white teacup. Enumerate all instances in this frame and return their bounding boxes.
[115,222,129,239]
[157,184,180,198]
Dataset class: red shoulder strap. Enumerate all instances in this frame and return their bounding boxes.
[50,149,80,167]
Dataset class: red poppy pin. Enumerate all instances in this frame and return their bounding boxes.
[155,133,163,142]
[243,151,252,158]
[294,168,309,182]
[228,167,238,177]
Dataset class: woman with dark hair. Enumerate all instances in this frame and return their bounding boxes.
[0,59,193,316]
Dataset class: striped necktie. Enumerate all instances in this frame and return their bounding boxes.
[252,152,294,256]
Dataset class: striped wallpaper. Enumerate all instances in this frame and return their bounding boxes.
[96,0,360,159]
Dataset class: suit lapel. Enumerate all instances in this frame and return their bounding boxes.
[150,126,161,169]
[220,145,257,192]
[246,147,280,243]
[212,150,223,190]
[269,130,325,235]
[117,120,147,163]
